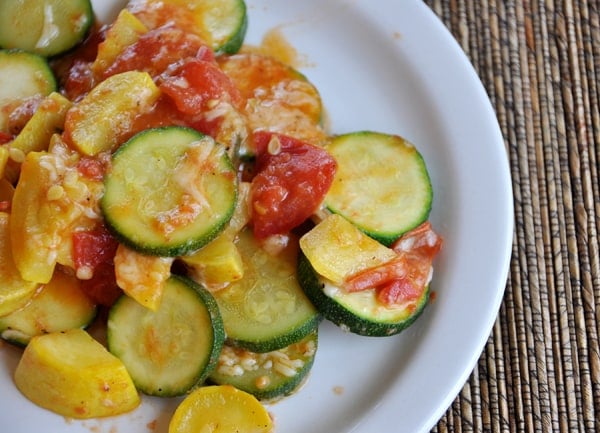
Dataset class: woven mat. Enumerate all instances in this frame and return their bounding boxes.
[423,1,600,431]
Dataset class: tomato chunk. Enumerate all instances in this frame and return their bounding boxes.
[60,29,104,100]
[250,131,337,238]
[103,26,212,79]
[0,132,12,145]
[72,224,122,306]
[343,222,443,306]
[77,157,106,181]
[160,57,242,115]
[62,59,95,102]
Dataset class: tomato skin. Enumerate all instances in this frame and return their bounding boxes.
[103,26,212,79]
[160,58,242,115]
[76,157,106,181]
[391,221,443,258]
[0,132,12,145]
[375,256,428,306]
[6,96,44,135]
[59,28,104,101]
[344,222,443,306]
[72,224,122,306]
[62,59,95,102]
[250,131,337,238]
[80,262,122,307]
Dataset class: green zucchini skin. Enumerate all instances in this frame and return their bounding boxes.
[101,126,237,257]
[0,49,56,132]
[107,275,225,397]
[214,0,248,55]
[208,331,318,401]
[0,0,94,57]
[324,131,433,246]
[297,253,430,337]
[128,0,247,55]
[211,229,320,353]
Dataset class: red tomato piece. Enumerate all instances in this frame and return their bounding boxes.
[117,95,189,145]
[391,221,443,258]
[76,157,106,181]
[160,58,243,115]
[376,277,423,308]
[103,26,213,79]
[72,224,117,270]
[187,114,223,139]
[62,60,95,101]
[344,222,443,306]
[59,29,104,101]
[344,257,407,293]
[6,96,43,134]
[250,131,337,238]
[80,262,122,307]
[0,133,12,145]
[72,224,122,306]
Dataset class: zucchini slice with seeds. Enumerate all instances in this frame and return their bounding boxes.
[128,0,247,54]
[211,228,320,353]
[101,126,237,257]
[324,131,432,246]
[209,330,317,401]
[0,0,94,57]
[107,275,225,397]
[297,253,430,337]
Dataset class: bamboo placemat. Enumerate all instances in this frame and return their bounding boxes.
[423,0,600,431]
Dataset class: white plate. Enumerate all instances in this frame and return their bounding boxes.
[1,1,513,432]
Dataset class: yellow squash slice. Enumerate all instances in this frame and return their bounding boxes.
[169,385,273,433]
[0,212,40,316]
[299,214,397,285]
[14,328,140,419]
[64,70,160,156]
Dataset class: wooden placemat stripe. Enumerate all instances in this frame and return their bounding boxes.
[423,1,600,432]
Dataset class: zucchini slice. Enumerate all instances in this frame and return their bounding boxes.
[0,49,56,133]
[211,228,320,353]
[107,275,225,397]
[101,126,237,257]
[0,269,97,347]
[297,253,430,337]
[128,0,248,54]
[209,331,317,401]
[324,131,433,246]
[0,0,94,57]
